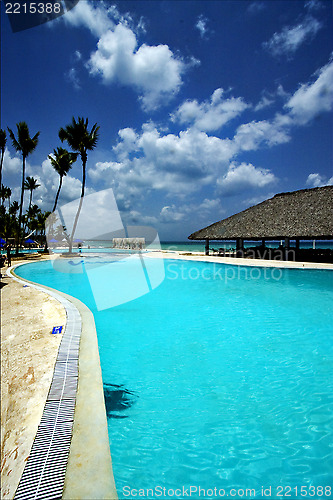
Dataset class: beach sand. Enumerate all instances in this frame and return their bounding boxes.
[0,261,66,500]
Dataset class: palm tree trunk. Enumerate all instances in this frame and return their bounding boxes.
[52,176,63,213]
[44,177,63,253]
[0,148,4,196]
[69,153,86,253]
[16,154,26,255]
[23,190,33,238]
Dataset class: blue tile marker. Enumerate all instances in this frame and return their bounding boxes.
[52,326,63,335]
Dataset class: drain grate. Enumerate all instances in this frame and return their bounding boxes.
[11,276,82,500]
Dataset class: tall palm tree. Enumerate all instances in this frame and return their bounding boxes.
[48,147,78,212]
[59,117,99,253]
[0,129,6,198]
[37,211,50,246]
[7,122,39,254]
[24,176,40,211]
[25,204,41,233]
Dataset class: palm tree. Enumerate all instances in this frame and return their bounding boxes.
[9,200,19,216]
[24,176,40,212]
[37,211,50,246]
[0,129,6,197]
[6,186,11,208]
[7,122,39,254]
[25,204,41,233]
[48,147,78,212]
[59,117,99,253]
[0,185,9,206]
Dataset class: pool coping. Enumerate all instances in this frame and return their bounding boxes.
[146,250,333,269]
[7,263,118,500]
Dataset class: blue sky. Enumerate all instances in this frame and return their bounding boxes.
[1,0,333,240]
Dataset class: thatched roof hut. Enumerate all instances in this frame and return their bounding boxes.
[189,186,333,241]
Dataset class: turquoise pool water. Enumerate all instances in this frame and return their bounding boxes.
[15,258,333,499]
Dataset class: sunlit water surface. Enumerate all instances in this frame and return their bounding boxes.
[16,257,333,499]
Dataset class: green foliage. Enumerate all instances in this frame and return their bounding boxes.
[1,117,100,250]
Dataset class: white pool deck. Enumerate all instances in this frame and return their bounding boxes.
[147,249,333,270]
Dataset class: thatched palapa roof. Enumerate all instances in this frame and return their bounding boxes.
[188,186,333,241]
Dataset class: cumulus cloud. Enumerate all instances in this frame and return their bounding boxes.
[86,55,333,220]
[217,162,277,196]
[64,1,190,110]
[285,57,333,124]
[306,173,333,187]
[2,148,21,176]
[172,88,248,132]
[160,198,223,224]
[263,15,322,58]
[64,0,115,37]
[234,116,292,151]
[87,24,187,110]
[88,123,238,204]
[160,205,185,223]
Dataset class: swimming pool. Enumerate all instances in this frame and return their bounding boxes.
[15,257,333,499]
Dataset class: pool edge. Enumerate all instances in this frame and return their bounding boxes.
[8,263,118,500]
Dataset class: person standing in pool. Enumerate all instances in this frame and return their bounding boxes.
[6,244,11,267]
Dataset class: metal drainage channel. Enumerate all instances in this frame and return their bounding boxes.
[9,269,82,500]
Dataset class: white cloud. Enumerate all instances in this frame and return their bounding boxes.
[160,205,184,223]
[305,0,324,12]
[2,148,21,176]
[64,1,114,37]
[122,209,158,226]
[172,88,248,132]
[247,2,266,14]
[263,15,322,58]
[306,173,333,187]
[65,67,81,90]
[285,57,333,124]
[88,124,237,203]
[74,50,82,61]
[217,162,277,196]
[64,1,191,111]
[195,15,210,39]
[160,198,223,224]
[254,96,274,112]
[87,24,187,111]
[233,117,291,151]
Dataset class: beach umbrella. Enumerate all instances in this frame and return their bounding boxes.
[50,238,58,243]
[25,238,35,244]
[74,238,83,243]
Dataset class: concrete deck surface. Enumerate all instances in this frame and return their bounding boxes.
[1,262,66,499]
[1,259,117,500]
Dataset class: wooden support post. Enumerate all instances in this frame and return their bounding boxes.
[236,238,244,257]
[205,239,210,256]
[284,237,290,261]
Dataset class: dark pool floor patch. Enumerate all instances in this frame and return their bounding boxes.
[103,383,138,419]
